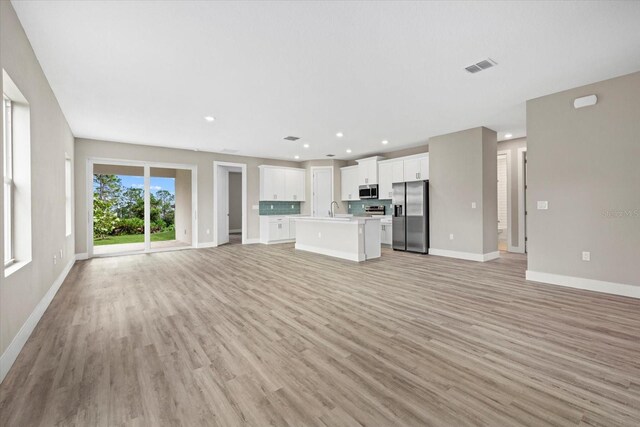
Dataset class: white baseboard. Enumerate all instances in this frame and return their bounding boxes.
[526,270,640,299]
[430,248,500,262]
[75,253,88,260]
[1,257,76,384]
[197,242,216,249]
[243,238,260,245]
[295,243,363,262]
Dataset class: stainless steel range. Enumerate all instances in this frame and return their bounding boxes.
[364,205,386,216]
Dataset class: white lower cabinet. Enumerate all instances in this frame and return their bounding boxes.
[381,220,392,245]
[260,216,296,244]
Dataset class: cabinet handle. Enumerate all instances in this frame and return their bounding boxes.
[365,178,368,184]
[274,194,277,199]
[417,172,421,179]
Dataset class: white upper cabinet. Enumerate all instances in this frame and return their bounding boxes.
[260,166,305,201]
[403,155,429,182]
[356,156,384,185]
[340,166,359,201]
[378,160,406,200]
[284,168,305,201]
[378,162,393,200]
[392,160,405,183]
[358,159,377,185]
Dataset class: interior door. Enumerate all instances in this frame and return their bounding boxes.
[217,167,229,245]
[313,168,332,217]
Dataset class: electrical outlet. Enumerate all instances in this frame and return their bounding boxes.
[537,201,549,210]
[60,249,63,258]
[361,204,364,209]
[291,204,294,209]
[449,234,454,240]
[53,255,57,265]
[471,202,477,209]
[582,251,591,261]
[318,232,322,238]
[206,229,210,234]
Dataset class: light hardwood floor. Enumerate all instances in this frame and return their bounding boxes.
[1,244,639,426]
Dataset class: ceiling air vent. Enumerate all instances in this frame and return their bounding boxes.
[465,58,497,74]
[284,136,300,141]
[326,154,335,157]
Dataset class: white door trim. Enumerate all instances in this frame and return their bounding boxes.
[213,161,247,246]
[516,147,527,253]
[86,157,198,258]
[497,150,514,252]
[310,166,334,217]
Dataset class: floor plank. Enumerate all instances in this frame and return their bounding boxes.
[1,244,639,426]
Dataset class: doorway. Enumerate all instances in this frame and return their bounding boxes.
[213,161,247,246]
[311,167,333,217]
[88,159,197,257]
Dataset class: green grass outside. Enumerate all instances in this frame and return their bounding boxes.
[93,229,176,246]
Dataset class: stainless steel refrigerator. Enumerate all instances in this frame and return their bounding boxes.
[392,181,429,253]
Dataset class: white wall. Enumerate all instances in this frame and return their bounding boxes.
[1,1,75,364]
[527,71,640,289]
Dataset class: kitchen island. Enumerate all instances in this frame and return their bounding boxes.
[293,216,381,262]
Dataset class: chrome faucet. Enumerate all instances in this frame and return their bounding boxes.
[330,201,340,218]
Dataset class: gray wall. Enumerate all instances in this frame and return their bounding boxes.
[174,169,192,244]
[429,127,498,256]
[228,172,242,231]
[1,1,75,357]
[527,71,640,286]
[497,138,527,248]
[74,138,300,253]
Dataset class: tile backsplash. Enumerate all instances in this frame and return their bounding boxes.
[347,199,392,216]
[259,201,301,215]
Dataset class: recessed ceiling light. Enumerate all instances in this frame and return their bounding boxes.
[336,132,344,138]
[381,140,389,145]
[303,143,309,148]
[346,149,352,154]
[204,116,215,122]
[294,155,300,159]
[504,133,513,138]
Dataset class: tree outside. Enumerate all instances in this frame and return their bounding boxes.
[93,174,176,245]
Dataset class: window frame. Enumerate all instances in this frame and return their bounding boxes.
[65,156,72,236]
[3,95,14,267]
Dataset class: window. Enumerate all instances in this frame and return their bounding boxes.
[3,95,13,266]
[65,157,72,236]
[3,69,32,276]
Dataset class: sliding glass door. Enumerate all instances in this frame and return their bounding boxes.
[90,162,193,257]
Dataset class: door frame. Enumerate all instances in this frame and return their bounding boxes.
[86,157,198,258]
[310,166,334,217]
[213,161,247,246]
[497,150,513,252]
[516,147,527,253]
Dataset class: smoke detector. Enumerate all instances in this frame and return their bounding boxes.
[465,58,497,74]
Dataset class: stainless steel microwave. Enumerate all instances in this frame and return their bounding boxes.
[359,184,378,199]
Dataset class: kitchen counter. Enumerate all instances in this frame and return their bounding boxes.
[293,216,381,261]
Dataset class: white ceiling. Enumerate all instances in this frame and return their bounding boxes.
[11,1,640,161]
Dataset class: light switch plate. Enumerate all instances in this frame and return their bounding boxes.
[449,234,454,240]
[537,201,549,210]
[582,251,591,261]
[471,202,477,209]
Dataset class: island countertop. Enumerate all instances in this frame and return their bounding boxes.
[294,216,381,261]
